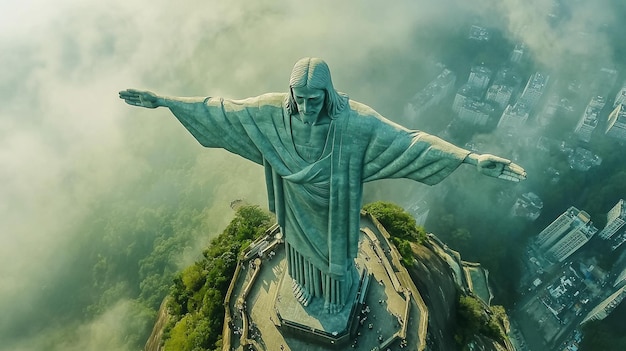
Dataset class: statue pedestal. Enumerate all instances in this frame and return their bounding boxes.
[274,265,365,347]
[227,220,423,350]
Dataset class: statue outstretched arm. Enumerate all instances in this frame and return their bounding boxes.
[463,153,527,182]
[118,89,206,109]
[119,89,266,164]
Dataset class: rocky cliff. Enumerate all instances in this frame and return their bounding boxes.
[408,235,513,351]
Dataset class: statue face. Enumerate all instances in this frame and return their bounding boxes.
[292,86,325,124]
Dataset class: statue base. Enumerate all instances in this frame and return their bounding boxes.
[224,218,423,350]
[273,265,367,347]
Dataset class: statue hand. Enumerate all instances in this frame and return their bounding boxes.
[118,89,161,109]
[474,154,526,182]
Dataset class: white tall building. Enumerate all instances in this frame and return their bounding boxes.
[510,43,525,63]
[452,83,483,113]
[536,207,581,248]
[468,25,490,41]
[485,67,522,110]
[599,199,626,240]
[612,252,626,287]
[519,72,549,110]
[511,192,543,221]
[485,84,514,109]
[575,96,606,142]
[405,69,457,119]
[457,100,494,126]
[606,104,626,141]
[536,207,598,263]
[468,65,492,90]
[614,83,626,108]
[497,102,530,130]
[581,285,626,325]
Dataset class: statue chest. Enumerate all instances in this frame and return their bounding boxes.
[290,118,331,163]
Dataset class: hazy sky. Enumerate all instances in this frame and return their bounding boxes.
[0,0,622,350]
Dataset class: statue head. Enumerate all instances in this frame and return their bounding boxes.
[287,57,348,119]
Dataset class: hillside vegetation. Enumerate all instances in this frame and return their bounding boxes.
[162,205,271,351]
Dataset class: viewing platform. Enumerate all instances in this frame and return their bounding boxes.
[222,214,427,350]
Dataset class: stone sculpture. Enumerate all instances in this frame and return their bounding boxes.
[119,57,525,313]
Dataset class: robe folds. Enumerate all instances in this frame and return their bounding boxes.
[167,93,470,280]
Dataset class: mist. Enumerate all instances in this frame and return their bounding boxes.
[1,0,624,350]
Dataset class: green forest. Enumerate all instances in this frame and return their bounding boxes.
[164,205,271,351]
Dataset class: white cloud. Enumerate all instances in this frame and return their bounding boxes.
[0,0,622,349]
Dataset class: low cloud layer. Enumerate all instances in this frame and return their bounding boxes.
[1,0,623,349]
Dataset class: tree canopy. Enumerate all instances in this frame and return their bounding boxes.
[164,205,272,351]
[363,201,426,243]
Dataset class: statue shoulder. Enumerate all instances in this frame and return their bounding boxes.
[225,93,287,108]
[344,100,410,137]
[348,100,377,115]
[346,100,385,126]
[256,92,289,107]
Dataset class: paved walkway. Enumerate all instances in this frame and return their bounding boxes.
[224,218,424,350]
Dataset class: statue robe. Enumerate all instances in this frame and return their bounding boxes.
[167,92,470,307]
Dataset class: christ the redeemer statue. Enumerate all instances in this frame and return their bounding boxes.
[120,57,525,313]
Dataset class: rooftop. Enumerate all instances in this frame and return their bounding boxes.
[468,25,490,41]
